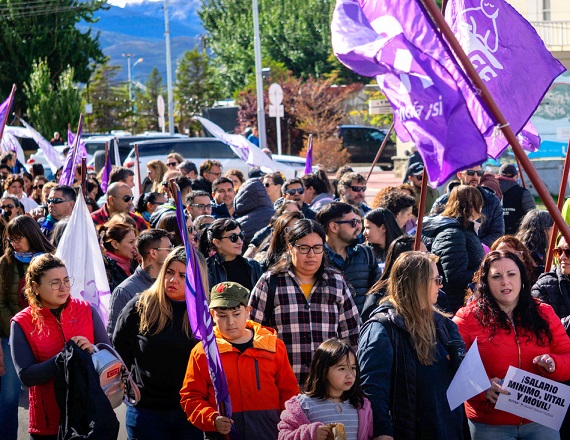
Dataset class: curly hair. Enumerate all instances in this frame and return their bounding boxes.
[4,174,24,192]
[515,210,553,266]
[472,251,552,345]
[375,190,416,219]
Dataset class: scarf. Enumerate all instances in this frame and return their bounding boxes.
[106,251,132,276]
[14,251,44,263]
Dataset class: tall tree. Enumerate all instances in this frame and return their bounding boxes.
[174,49,222,134]
[135,67,166,132]
[0,0,106,110]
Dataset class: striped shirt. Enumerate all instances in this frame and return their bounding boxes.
[297,394,358,440]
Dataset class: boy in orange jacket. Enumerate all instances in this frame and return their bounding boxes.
[180,282,299,439]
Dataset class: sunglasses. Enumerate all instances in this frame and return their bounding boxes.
[47,198,68,205]
[412,174,423,180]
[1,204,15,209]
[166,162,178,167]
[334,218,362,228]
[465,170,484,177]
[264,182,274,187]
[187,226,196,234]
[120,195,135,202]
[347,185,366,193]
[553,248,570,258]
[32,184,45,190]
[220,232,245,243]
[284,188,304,196]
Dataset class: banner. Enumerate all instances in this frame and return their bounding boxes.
[19,118,65,173]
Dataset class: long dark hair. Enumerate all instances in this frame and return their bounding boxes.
[364,208,404,260]
[305,338,364,409]
[368,235,415,295]
[301,169,332,196]
[207,218,241,255]
[472,251,552,345]
[516,210,553,265]
[265,211,304,269]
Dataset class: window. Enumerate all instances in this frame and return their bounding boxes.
[543,0,550,21]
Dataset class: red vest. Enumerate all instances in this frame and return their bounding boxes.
[12,298,94,435]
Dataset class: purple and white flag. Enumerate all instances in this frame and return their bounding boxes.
[68,128,88,161]
[331,0,496,186]
[59,119,84,186]
[0,86,16,140]
[20,118,65,173]
[172,187,233,424]
[445,0,565,157]
[518,122,540,153]
[304,135,313,175]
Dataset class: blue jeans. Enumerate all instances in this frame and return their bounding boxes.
[126,405,203,440]
[0,337,21,440]
[469,420,560,440]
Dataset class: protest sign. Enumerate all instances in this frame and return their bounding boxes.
[495,366,570,431]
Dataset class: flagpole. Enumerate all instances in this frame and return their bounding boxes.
[414,167,429,250]
[70,114,83,172]
[419,0,570,247]
[515,156,526,188]
[0,84,17,144]
[545,133,570,272]
[104,141,109,174]
[134,143,142,195]
[366,122,395,183]
[81,157,88,197]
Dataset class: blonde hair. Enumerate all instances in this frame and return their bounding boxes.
[147,160,168,193]
[383,251,442,365]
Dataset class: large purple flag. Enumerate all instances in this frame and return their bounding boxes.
[331,0,496,186]
[59,120,84,186]
[445,0,565,158]
[0,85,16,142]
[304,135,313,175]
[172,188,233,426]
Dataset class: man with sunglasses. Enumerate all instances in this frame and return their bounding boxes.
[316,202,381,314]
[406,162,439,215]
[274,178,316,220]
[431,165,504,247]
[39,185,76,240]
[91,182,148,232]
[338,172,372,216]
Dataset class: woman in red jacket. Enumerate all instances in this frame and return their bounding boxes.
[454,250,570,440]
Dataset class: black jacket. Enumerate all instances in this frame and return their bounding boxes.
[104,256,131,295]
[234,179,275,247]
[206,253,263,290]
[422,215,484,314]
[532,267,570,333]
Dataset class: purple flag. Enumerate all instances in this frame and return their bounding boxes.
[100,145,113,193]
[445,0,565,158]
[304,135,313,175]
[68,129,88,161]
[517,122,540,153]
[331,0,496,186]
[59,120,83,186]
[0,85,16,142]
[172,188,233,425]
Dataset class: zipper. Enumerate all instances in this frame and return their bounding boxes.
[254,359,261,390]
[507,316,524,426]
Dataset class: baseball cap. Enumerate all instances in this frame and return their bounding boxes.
[499,164,518,178]
[408,162,424,176]
[209,282,250,309]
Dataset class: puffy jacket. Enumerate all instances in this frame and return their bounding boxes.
[180,320,300,439]
[0,258,28,337]
[498,178,535,235]
[11,298,94,435]
[104,255,131,294]
[206,253,263,290]
[430,185,504,246]
[277,394,373,440]
[422,215,484,314]
[234,179,275,247]
[453,301,570,426]
[532,267,570,332]
[325,244,381,314]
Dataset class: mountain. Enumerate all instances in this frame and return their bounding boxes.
[80,0,203,83]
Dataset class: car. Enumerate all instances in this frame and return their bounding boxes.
[338,125,396,169]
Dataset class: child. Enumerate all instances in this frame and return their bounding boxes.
[278,338,373,440]
[180,282,299,439]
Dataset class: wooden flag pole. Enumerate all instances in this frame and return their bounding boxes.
[366,122,395,183]
[103,141,109,174]
[414,166,429,250]
[81,157,88,197]
[134,143,143,195]
[420,0,570,247]
[544,133,570,272]
[515,156,527,189]
[0,84,17,143]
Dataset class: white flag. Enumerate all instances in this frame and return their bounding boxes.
[55,193,111,326]
[19,119,65,172]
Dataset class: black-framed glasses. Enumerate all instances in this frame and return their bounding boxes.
[220,232,245,243]
[47,198,69,205]
[465,169,484,177]
[346,185,366,193]
[190,203,212,210]
[187,226,196,234]
[334,218,362,228]
[554,248,570,258]
[44,277,75,290]
[32,184,44,190]
[432,275,444,286]
[284,188,304,196]
[166,162,178,167]
[2,204,15,210]
[264,182,273,188]
[120,195,135,202]
[293,244,324,254]
[206,171,222,178]
[7,236,23,244]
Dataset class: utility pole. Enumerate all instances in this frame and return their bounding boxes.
[252,0,266,149]
[164,0,175,135]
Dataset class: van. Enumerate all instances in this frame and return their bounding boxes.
[338,125,396,169]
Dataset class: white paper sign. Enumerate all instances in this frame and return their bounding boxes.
[495,366,570,431]
[447,338,490,410]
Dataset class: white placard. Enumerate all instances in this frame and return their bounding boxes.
[495,366,570,431]
[269,104,284,117]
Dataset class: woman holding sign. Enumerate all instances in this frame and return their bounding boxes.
[454,250,570,439]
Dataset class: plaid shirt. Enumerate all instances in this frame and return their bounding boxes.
[91,204,148,232]
[249,268,360,385]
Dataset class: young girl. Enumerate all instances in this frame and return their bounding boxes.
[278,338,373,440]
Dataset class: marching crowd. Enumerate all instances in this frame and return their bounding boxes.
[1,148,570,440]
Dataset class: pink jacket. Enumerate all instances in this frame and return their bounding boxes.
[278,394,373,440]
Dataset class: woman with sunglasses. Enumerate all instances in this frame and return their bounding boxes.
[359,252,465,440]
[99,217,138,293]
[262,172,285,204]
[206,218,262,290]
[135,192,167,223]
[145,160,168,194]
[300,169,334,211]
[0,195,20,225]
[0,217,54,439]
[249,219,360,386]
[10,254,109,439]
[455,250,570,439]
[3,174,38,213]
[31,176,48,205]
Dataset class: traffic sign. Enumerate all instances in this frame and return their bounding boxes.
[369,99,393,115]
[269,83,283,105]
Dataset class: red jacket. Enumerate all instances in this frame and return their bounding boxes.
[12,298,94,435]
[453,301,570,426]
[180,320,299,438]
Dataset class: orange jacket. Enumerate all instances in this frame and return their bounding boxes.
[180,320,299,438]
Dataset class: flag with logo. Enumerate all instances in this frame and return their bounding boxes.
[445,0,565,157]
[55,193,111,326]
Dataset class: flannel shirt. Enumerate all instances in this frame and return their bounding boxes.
[249,268,360,386]
[91,204,148,232]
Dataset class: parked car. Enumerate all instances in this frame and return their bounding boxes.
[338,125,396,169]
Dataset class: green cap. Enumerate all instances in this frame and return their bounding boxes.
[209,282,250,309]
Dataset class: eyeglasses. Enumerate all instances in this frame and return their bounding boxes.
[465,169,484,177]
[2,204,15,210]
[119,195,135,202]
[190,203,213,210]
[7,236,23,244]
[220,232,245,243]
[412,174,423,181]
[187,226,196,234]
[264,182,274,187]
[284,188,304,196]
[32,184,44,190]
[346,185,366,193]
[44,277,75,290]
[153,246,175,251]
[47,198,69,205]
[432,275,444,286]
[206,171,222,178]
[293,244,325,254]
[334,218,362,228]
[166,162,178,167]
[554,248,570,258]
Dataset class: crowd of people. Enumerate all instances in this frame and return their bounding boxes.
[1,147,570,440]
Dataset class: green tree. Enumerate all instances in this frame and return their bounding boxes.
[0,0,106,111]
[135,67,166,132]
[174,49,222,134]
